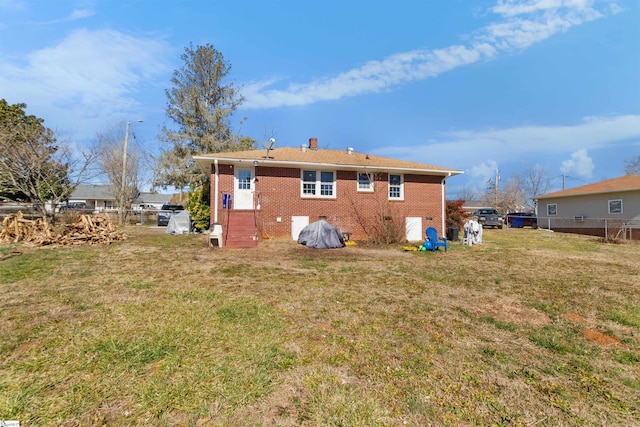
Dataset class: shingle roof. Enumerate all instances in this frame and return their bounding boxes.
[71,184,114,200]
[135,192,173,204]
[194,147,462,176]
[72,185,174,203]
[535,175,640,199]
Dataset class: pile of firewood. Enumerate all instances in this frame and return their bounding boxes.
[0,211,125,246]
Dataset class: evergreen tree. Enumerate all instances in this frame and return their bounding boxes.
[156,43,251,194]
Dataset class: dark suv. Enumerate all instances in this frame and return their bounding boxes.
[473,209,503,229]
[157,204,184,226]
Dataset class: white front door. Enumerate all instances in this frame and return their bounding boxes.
[406,217,423,241]
[291,216,309,240]
[234,168,254,210]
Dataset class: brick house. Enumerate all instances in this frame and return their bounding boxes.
[534,175,640,239]
[194,138,462,247]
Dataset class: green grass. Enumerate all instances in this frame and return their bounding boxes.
[0,227,639,425]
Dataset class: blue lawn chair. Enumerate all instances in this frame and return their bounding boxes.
[425,227,448,252]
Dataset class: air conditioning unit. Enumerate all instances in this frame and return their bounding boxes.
[574,215,586,221]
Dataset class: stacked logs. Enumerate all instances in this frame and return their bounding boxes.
[0,211,125,246]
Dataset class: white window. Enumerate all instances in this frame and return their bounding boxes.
[388,174,403,200]
[357,172,374,192]
[302,170,335,198]
[237,169,251,190]
[547,203,557,216]
[608,199,623,214]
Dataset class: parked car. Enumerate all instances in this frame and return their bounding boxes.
[59,202,91,213]
[157,204,184,226]
[473,209,503,229]
[505,212,537,228]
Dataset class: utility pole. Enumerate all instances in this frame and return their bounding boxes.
[119,119,143,225]
[494,169,500,209]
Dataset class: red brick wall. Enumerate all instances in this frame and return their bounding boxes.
[210,164,446,240]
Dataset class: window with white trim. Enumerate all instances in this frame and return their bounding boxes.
[388,174,403,200]
[547,203,557,216]
[608,199,623,214]
[357,172,374,192]
[237,169,251,190]
[301,170,335,198]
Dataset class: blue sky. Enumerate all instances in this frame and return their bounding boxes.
[1,0,639,197]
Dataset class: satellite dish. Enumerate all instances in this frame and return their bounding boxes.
[263,137,276,158]
[263,138,276,151]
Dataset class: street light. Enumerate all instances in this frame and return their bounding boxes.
[120,119,143,225]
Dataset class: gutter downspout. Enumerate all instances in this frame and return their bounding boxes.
[213,159,219,224]
[441,173,451,234]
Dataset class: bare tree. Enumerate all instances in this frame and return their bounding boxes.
[346,172,406,244]
[94,124,142,225]
[481,174,500,210]
[624,155,640,175]
[455,185,478,202]
[500,175,529,212]
[522,165,551,201]
[479,173,530,213]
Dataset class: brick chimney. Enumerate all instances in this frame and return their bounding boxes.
[309,137,318,150]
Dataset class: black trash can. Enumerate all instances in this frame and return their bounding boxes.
[447,226,459,241]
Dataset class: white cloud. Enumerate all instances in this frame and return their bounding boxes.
[69,8,95,20]
[491,0,601,18]
[560,148,594,177]
[375,114,640,170]
[36,8,96,25]
[469,160,500,192]
[242,0,612,109]
[242,43,498,108]
[0,28,171,138]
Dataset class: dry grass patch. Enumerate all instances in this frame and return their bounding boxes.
[1,227,639,425]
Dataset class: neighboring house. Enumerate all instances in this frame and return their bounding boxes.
[461,200,492,214]
[194,138,463,247]
[66,185,173,212]
[134,192,173,210]
[534,175,640,239]
[66,184,116,212]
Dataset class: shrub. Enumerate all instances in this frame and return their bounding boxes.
[447,199,469,229]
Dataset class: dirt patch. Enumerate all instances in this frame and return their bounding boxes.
[470,297,552,328]
[582,329,622,347]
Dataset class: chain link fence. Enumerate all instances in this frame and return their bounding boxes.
[535,216,640,241]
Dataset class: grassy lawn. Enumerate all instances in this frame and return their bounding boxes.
[1,228,638,426]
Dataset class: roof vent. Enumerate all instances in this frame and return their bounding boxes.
[301,144,307,152]
[347,147,354,155]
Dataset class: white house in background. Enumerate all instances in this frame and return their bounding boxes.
[66,184,173,212]
[133,192,173,210]
[68,184,116,212]
[461,200,492,214]
[534,175,640,239]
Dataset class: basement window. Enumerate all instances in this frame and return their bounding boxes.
[301,170,335,198]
